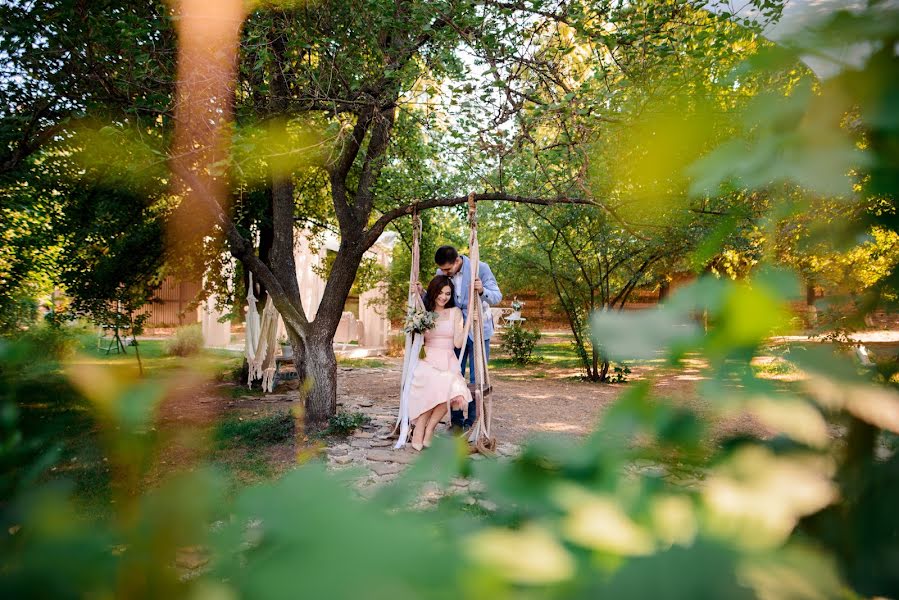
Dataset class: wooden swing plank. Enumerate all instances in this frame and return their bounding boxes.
[468,383,493,396]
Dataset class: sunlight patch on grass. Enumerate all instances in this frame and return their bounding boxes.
[337,357,387,368]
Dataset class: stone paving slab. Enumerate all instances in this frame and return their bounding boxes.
[366,448,417,464]
[321,426,522,508]
[369,462,404,476]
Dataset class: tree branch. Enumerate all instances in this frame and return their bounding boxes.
[355,106,396,221]
[329,108,373,232]
[171,162,310,334]
[363,192,598,248]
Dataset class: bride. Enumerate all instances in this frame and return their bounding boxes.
[407,275,471,451]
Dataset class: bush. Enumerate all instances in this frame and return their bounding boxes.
[386,332,406,357]
[500,325,541,365]
[0,295,38,335]
[164,324,204,357]
[15,323,83,361]
[327,411,368,435]
[611,364,631,383]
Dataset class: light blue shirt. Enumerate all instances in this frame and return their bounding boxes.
[436,255,502,340]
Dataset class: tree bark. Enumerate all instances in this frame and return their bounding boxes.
[599,359,610,382]
[303,329,337,426]
[806,280,818,328]
[659,277,670,303]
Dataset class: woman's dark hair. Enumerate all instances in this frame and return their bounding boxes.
[424,275,456,312]
[434,245,458,266]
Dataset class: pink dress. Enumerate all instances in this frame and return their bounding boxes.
[407,307,472,421]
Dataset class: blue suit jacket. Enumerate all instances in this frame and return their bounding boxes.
[436,255,502,340]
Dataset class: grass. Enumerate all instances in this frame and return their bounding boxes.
[214,412,295,448]
[337,357,386,368]
[491,342,588,370]
[752,359,799,377]
[74,339,244,379]
[7,365,112,517]
[213,412,297,481]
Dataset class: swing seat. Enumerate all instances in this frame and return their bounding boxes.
[468,383,493,396]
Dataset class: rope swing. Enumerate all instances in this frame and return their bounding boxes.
[390,195,496,454]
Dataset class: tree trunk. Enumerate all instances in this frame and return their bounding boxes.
[659,277,670,303]
[303,330,337,427]
[806,281,818,328]
[289,334,306,385]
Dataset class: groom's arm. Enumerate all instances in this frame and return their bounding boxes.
[478,262,502,306]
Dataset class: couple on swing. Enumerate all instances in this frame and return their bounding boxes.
[406,245,502,451]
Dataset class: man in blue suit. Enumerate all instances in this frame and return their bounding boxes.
[434,245,502,430]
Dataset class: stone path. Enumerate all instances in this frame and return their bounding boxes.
[323,393,520,499]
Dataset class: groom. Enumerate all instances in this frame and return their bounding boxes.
[434,245,502,430]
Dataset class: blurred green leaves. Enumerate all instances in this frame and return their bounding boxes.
[6,1,899,599]
[688,82,868,198]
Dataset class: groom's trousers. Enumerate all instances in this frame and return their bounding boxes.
[452,337,491,428]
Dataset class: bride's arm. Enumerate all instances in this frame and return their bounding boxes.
[453,308,467,348]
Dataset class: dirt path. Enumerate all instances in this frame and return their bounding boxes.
[338,361,622,442]
[147,351,780,489]
[336,357,739,444]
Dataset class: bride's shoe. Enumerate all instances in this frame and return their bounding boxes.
[410,422,425,451]
[423,427,437,448]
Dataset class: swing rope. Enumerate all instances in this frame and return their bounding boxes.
[391,206,426,448]
[459,193,496,454]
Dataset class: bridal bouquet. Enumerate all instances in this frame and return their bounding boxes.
[403,306,438,335]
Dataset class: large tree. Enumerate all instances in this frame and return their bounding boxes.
[1,0,782,426]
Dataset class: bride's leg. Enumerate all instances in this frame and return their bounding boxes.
[411,409,430,450]
[423,403,448,447]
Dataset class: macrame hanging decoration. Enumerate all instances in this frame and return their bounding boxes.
[245,272,279,393]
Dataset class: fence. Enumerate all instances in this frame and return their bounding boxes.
[136,278,202,327]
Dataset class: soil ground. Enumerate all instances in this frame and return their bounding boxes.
[137,330,899,487]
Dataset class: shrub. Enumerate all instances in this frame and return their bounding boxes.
[611,364,631,383]
[16,323,83,361]
[500,325,541,365]
[164,324,204,357]
[327,411,368,435]
[386,333,406,357]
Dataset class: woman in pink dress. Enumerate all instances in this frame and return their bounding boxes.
[408,275,472,450]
